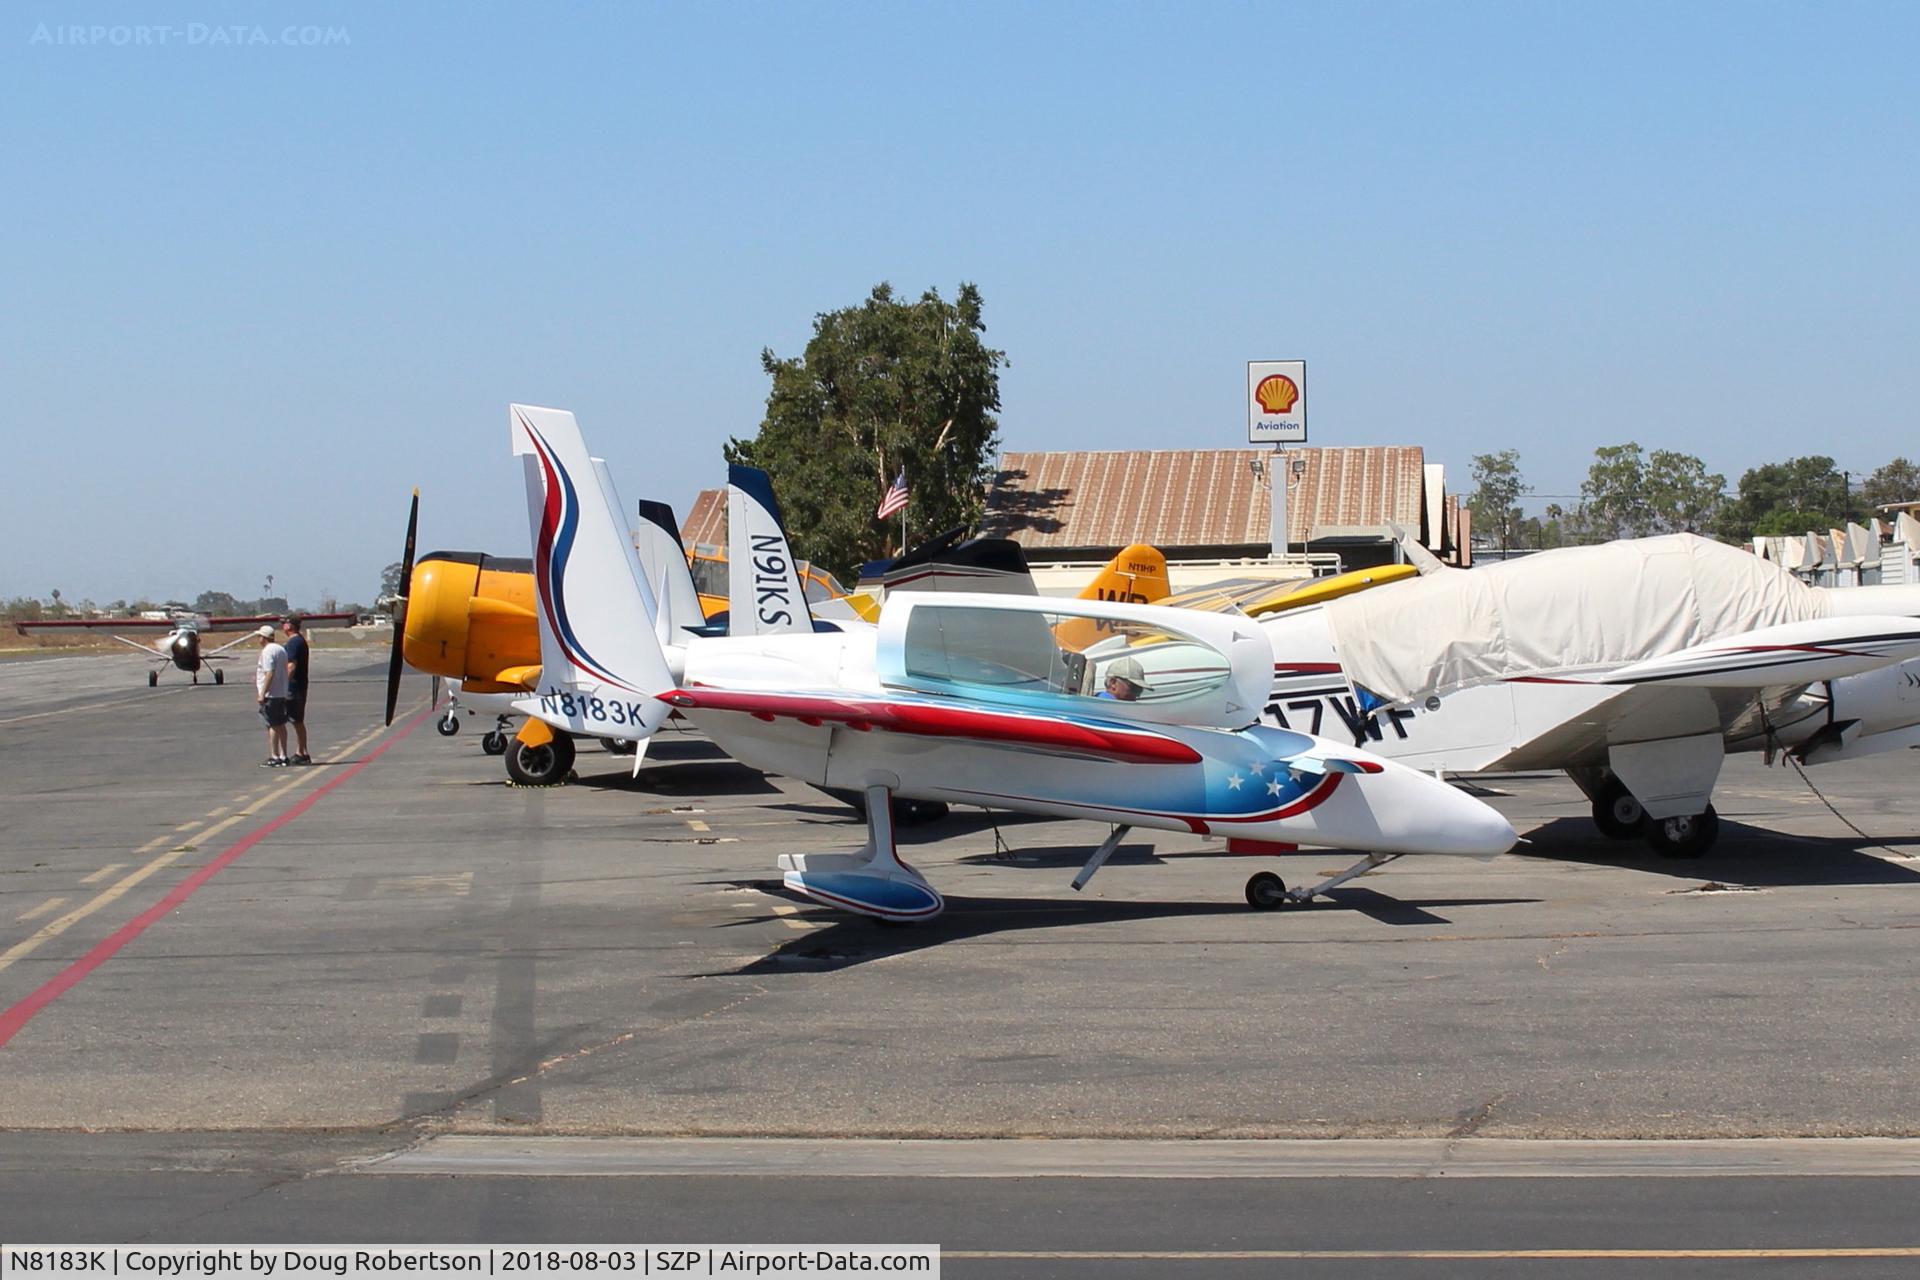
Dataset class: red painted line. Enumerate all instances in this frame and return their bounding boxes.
[0,708,428,1050]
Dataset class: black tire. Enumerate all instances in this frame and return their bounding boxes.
[897,799,950,825]
[599,737,638,756]
[436,715,460,737]
[506,734,576,786]
[1245,871,1289,911]
[148,670,158,687]
[1645,806,1720,859]
[1592,778,1646,839]
[213,669,224,686]
[481,731,509,756]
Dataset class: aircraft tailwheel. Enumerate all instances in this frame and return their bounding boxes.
[481,731,509,756]
[599,737,638,756]
[506,734,576,786]
[1245,871,1290,911]
[148,671,158,687]
[213,669,224,685]
[1592,778,1645,839]
[1645,806,1719,859]
[436,715,460,737]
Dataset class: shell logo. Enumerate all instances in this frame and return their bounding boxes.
[1254,374,1300,415]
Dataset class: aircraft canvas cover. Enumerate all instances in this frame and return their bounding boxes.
[1324,534,1828,707]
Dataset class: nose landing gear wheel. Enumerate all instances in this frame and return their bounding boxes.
[481,731,508,756]
[436,715,460,737]
[148,671,158,687]
[1245,871,1290,911]
[1645,806,1719,859]
[213,669,224,685]
[505,734,577,786]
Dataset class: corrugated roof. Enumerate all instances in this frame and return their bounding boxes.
[682,487,727,548]
[982,447,1427,552]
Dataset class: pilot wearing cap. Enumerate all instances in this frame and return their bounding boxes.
[1099,656,1147,702]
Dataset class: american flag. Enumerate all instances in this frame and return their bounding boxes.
[876,470,910,519]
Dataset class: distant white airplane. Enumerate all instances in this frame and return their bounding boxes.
[16,610,357,686]
[1255,534,1920,856]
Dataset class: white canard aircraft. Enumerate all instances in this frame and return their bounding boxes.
[1254,534,1920,856]
[503,403,1515,922]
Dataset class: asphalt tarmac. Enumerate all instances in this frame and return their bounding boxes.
[2,650,1918,1270]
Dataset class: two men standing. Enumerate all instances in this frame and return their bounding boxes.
[254,616,312,767]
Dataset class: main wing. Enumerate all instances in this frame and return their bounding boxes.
[662,687,1204,765]
[1486,615,1920,770]
[199,611,360,633]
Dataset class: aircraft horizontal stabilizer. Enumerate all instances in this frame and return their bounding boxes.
[1603,616,1920,688]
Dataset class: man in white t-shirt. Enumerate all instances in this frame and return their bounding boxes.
[254,625,292,767]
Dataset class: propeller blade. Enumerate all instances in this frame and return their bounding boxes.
[384,487,419,726]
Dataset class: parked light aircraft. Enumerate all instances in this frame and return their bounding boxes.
[1254,534,1920,856]
[16,609,357,685]
[503,403,1515,922]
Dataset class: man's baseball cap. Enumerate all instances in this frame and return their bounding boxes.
[254,625,276,639]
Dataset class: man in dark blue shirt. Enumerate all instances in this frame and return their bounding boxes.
[282,615,312,764]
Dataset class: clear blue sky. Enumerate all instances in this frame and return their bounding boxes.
[5,1,1916,605]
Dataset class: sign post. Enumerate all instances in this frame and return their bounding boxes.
[1248,360,1306,556]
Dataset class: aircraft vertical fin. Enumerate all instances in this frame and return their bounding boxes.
[636,498,706,644]
[508,404,676,739]
[726,464,814,635]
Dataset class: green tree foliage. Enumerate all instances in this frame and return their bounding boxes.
[1722,456,1856,541]
[1862,457,1920,511]
[1643,449,1726,535]
[1468,449,1524,552]
[380,561,405,603]
[726,282,1006,580]
[1578,443,1724,540]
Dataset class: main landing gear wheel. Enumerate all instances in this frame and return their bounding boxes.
[506,734,576,786]
[1592,778,1646,840]
[1645,806,1719,859]
[148,671,158,687]
[436,714,460,737]
[481,731,509,756]
[213,669,224,685]
[1245,871,1290,911]
[599,737,638,756]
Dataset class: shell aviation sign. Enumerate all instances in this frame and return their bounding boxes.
[1247,359,1307,443]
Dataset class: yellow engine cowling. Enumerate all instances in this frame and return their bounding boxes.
[402,552,541,691]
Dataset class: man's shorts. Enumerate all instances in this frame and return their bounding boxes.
[286,687,308,724]
[259,697,290,728]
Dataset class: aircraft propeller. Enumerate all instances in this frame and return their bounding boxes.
[383,487,419,726]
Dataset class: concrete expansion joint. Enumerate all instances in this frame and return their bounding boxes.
[353,1135,1920,1180]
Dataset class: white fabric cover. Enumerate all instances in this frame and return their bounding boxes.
[1325,535,1828,705]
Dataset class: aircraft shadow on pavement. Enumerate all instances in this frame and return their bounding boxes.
[1516,817,1920,887]
[571,759,782,797]
[699,882,1538,974]
[953,840,1165,870]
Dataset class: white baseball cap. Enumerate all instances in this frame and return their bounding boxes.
[254,624,276,639]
